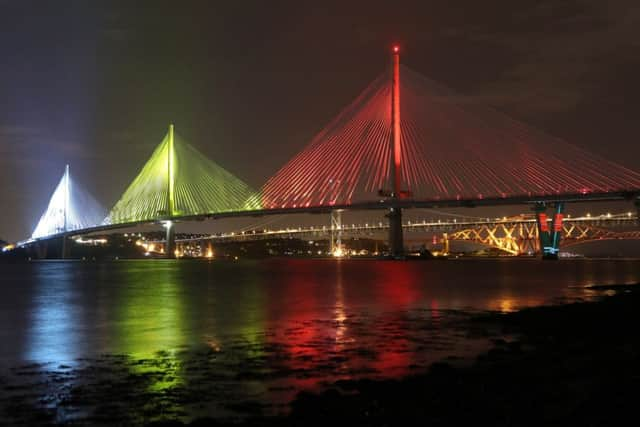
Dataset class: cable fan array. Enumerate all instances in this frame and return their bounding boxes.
[262,65,640,207]
[31,166,106,239]
[106,130,261,225]
[30,62,640,239]
[261,74,393,208]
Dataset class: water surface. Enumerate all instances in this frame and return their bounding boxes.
[0,258,638,424]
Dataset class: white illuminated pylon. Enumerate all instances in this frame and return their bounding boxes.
[31,165,105,239]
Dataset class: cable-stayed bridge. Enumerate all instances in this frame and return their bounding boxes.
[15,47,640,259]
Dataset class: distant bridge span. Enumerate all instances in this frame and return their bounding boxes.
[137,212,640,257]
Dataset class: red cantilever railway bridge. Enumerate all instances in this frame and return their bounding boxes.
[17,46,640,259]
[143,212,638,257]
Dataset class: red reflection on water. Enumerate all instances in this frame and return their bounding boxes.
[260,260,466,394]
[369,333,412,377]
[369,263,419,375]
[430,299,441,324]
[372,262,422,309]
[265,261,328,390]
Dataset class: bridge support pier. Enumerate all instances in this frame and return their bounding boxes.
[61,235,71,259]
[442,232,450,255]
[202,240,213,258]
[549,202,565,258]
[387,207,404,258]
[165,221,176,259]
[330,210,343,256]
[533,202,564,260]
[32,241,48,259]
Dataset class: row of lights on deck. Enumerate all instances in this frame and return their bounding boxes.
[80,209,637,259]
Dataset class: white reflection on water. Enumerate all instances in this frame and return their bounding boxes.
[25,264,84,365]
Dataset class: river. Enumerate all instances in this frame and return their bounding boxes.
[0,258,638,424]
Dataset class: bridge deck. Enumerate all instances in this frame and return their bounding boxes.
[18,190,638,247]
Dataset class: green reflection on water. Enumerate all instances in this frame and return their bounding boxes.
[237,279,267,361]
[112,261,270,394]
[114,261,188,392]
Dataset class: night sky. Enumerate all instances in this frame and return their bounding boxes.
[1,0,640,241]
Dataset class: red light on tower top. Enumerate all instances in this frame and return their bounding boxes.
[392,45,400,54]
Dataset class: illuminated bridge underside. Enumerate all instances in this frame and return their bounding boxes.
[107,130,260,225]
[262,65,640,208]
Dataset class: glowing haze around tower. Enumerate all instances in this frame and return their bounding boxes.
[31,165,105,239]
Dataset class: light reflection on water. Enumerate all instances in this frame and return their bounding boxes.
[27,267,85,365]
[0,258,638,423]
[114,264,187,393]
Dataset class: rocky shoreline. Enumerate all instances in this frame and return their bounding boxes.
[157,283,640,427]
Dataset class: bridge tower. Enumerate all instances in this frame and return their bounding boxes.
[442,232,450,255]
[330,209,344,256]
[60,164,71,259]
[387,44,405,258]
[165,124,177,259]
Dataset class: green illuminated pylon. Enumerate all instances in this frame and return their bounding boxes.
[168,124,175,217]
[107,125,261,224]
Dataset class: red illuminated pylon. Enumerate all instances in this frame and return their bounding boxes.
[391,45,402,197]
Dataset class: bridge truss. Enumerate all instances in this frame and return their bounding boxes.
[159,213,639,257]
[447,218,640,255]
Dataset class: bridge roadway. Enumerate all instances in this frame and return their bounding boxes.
[19,191,640,247]
[17,190,640,247]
